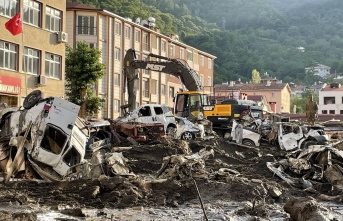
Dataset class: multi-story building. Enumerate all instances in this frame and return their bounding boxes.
[305,63,331,78]
[66,3,216,119]
[214,81,291,113]
[0,0,67,107]
[318,82,343,115]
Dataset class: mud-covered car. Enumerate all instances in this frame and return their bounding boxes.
[0,90,87,181]
[175,117,203,140]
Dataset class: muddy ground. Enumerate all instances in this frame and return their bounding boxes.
[0,137,342,220]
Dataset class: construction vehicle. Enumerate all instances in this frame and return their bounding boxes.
[122,49,254,136]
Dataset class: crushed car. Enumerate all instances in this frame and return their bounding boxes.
[230,116,329,150]
[174,116,204,140]
[0,90,87,182]
[267,144,343,193]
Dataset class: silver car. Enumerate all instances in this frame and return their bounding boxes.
[175,117,203,140]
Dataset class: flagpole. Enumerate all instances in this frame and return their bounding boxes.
[20,2,27,97]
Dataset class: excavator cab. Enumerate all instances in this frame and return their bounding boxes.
[174,91,210,121]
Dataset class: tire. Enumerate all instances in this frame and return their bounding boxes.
[242,139,255,146]
[166,126,176,138]
[23,90,43,109]
[181,131,195,140]
[302,140,317,149]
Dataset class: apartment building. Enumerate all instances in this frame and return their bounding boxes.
[214,81,291,113]
[0,0,67,107]
[66,3,216,119]
[318,82,343,115]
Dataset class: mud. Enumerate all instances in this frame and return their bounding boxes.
[1,137,343,220]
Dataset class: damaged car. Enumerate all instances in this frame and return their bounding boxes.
[0,90,87,182]
[174,117,204,140]
[274,123,329,151]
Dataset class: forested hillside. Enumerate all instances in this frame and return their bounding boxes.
[68,0,343,85]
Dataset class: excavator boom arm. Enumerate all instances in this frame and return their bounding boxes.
[123,48,203,110]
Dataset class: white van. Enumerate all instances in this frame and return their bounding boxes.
[121,104,177,135]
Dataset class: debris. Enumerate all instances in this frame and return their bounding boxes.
[284,197,330,221]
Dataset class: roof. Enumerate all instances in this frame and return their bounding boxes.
[321,84,343,91]
[214,82,291,91]
[305,64,331,69]
[66,2,101,11]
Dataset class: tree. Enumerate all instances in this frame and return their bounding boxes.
[65,41,105,118]
[251,69,261,84]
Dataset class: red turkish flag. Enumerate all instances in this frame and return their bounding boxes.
[5,13,22,36]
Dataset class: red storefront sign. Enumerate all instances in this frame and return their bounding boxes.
[0,75,21,95]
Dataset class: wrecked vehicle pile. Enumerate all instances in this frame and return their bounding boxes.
[0,93,343,220]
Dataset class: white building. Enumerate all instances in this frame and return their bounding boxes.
[305,64,331,78]
[318,83,343,115]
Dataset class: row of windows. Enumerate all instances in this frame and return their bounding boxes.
[0,40,61,78]
[111,20,212,68]
[322,110,343,114]
[0,0,62,32]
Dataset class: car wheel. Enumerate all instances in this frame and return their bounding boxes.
[302,140,317,149]
[242,139,255,146]
[23,90,43,109]
[181,131,195,140]
[166,126,176,138]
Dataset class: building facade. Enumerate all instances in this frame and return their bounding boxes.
[0,0,67,107]
[305,64,331,78]
[318,83,343,115]
[214,81,291,113]
[66,3,216,119]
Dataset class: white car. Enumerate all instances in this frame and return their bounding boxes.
[175,117,203,140]
[120,104,177,135]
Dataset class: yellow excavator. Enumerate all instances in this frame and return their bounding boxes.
[123,49,235,135]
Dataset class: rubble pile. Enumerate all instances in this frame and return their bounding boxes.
[1,94,343,220]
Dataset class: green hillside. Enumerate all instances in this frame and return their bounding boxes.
[68,0,343,85]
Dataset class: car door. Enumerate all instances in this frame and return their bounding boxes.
[137,105,155,124]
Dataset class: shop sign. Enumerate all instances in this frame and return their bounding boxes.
[0,75,21,95]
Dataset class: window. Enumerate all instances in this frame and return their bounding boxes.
[340,110,343,114]
[125,26,131,39]
[200,74,204,86]
[77,15,96,35]
[180,48,184,59]
[271,92,275,98]
[324,97,335,104]
[0,0,18,17]
[322,110,327,114]
[114,73,120,86]
[143,79,149,98]
[139,106,151,116]
[142,56,147,74]
[329,110,335,114]
[24,0,41,27]
[161,84,166,95]
[115,48,120,60]
[0,41,18,71]
[41,125,67,155]
[88,43,96,48]
[208,58,212,69]
[154,106,163,115]
[114,100,120,112]
[169,87,174,98]
[187,50,193,61]
[151,79,157,94]
[200,55,204,66]
[45,52,61,79]
[161,41,166,52]
[23,47,40,75]
[143,33,149,51]
[45,6,61,32]
[115,22,121,35]
[207,77,212,87]
[170,45,174,57]
[135,30,140,42]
